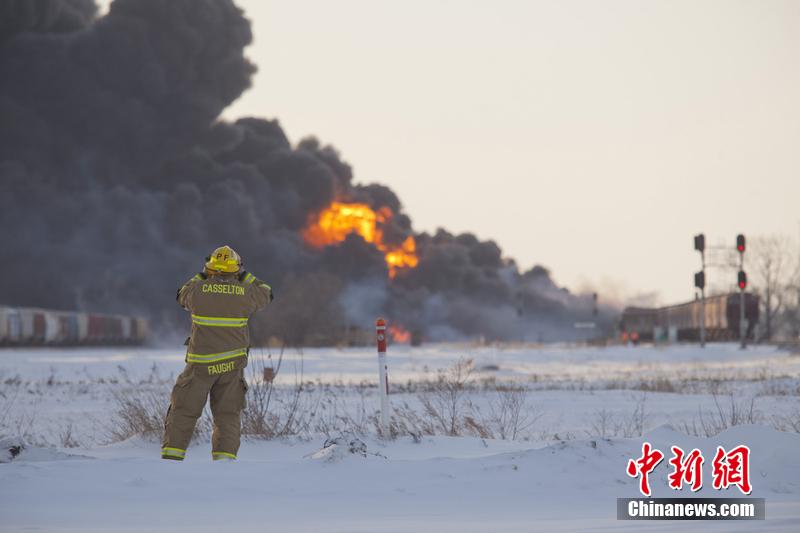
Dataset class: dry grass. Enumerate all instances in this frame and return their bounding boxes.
[678,393,762,438]
[58,422,80,448]
[771,409,800,433]
[241,347,314,438]
[108,386,172,442]
[383,359,544,441]
[95,356,800,447]
[586,393,647,439]
[0,382,38,444]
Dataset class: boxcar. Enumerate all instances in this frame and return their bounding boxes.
[0,306,147,346]
[59,313,80,344]
[108,316,123,342]
[7,308,21,343]
[620,293,759,342]
[44,311,60,344]
[77,313,89,342]
[0,307,9,343]
[619,307,658,341]
[19,309,35,343]
[132,317,149,344]
[121,316,132,341]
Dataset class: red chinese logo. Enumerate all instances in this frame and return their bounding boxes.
[668,446,704,492]
[627,442,664,497]
[627,443,752,496]
[712,445,752,495]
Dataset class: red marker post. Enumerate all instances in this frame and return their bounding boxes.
[376,318,390,435]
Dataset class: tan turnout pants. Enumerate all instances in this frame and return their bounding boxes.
[161,356,248,461]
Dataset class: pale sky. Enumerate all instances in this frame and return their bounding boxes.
[157,1,800,304]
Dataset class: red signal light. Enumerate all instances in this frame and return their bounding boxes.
[737,270,747,290]
[736,234,745,253]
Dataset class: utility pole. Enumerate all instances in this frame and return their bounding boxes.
[694,234,706,347]
[737,235,747,349]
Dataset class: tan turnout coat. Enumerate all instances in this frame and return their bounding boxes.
[177,271,272,363]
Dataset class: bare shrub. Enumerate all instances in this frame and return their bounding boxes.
[107,385,212,443]
[59,422,80,448]
[241,347,313,439]
[705,393,759,432]
[626,393,647,437]
[680,393,761,438]
[586,393,647,438]
[385,401,437,440]
[418,358,474,436]
[0,382,38,443]
[475,389,542,440]
[399,360,544,441]
[0,382,21,431]
[311,386,372,438]
[636,378,676,394]
[107,387,171,441]
[771,409,800,433]
[588,408,615,439]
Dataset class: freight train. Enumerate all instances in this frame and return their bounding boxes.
[0,306,149,346]
[620,293,759,342]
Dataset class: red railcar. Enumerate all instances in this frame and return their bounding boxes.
[32,311,46,344]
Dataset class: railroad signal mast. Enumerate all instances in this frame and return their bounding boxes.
[736,234,747,349]
[694,233,706,347]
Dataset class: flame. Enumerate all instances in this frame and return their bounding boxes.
[389,324,411,343]
[302,201,419,278]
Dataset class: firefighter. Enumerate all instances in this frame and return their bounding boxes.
[161,245,273,461]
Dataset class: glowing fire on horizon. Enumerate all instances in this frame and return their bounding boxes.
[302,201,419,278]
[389,324,411,343]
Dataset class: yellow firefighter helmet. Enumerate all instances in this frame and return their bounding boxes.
[205,245,242,273]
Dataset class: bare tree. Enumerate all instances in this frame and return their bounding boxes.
[748,235,799,341]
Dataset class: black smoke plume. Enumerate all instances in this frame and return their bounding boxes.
[0,0,613,344]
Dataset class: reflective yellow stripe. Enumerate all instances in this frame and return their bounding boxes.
[243,273,255,284]
[212,451,237,460]
[192,274,203,281]
[191,315,248,327]
[191,315,248,322]
[161,447,186,458]
[258,283,271,290]
[192,319,248,327]
[186,348,247,363]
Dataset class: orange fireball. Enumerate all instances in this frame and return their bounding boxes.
[389,324,411,343]
[302,201,419,278]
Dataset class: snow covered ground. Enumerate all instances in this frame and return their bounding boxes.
[1,342,799,531]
